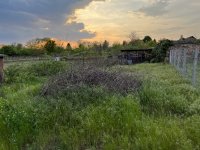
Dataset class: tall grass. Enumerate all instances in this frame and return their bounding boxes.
[0,62,200,149]
[122,63,200,116]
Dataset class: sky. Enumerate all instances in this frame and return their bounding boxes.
[0,0,200,44]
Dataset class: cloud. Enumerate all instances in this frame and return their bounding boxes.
[71,0,200,42]
[0,0,101,43]
[1,0,200,43]
[138,0,170,16]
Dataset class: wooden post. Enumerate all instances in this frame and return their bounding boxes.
[171,50,174,65]
[0,54,4,84]
[192,49,199,86]
[182,48,187,75]
[169,50,172,64]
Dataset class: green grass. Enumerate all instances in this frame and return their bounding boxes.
[0,62,200,149]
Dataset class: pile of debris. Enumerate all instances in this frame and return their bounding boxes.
[41,66,141,96]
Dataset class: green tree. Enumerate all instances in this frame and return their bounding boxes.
[129,32,139,45]
[122,41,128,46]
[143,36,152,43]
[0,45,17,56]
[55,46,65,54]
[16,43,23,50]
[66,43,72,51]
[92,42,102,55]
[44,40,56,54]
[151,39,173,62]
[102,40,109,50]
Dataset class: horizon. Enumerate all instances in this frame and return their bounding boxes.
[0,0,200,44]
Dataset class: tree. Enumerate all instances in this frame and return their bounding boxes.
[102,40,109,50]
[44,40,56,54]
[15,43,23,50]
[78,43,86,51]
[151,39,173,62]
[197,39,200,44]
[26,39,41,49]
[122,41,128,46]
[129,32,139,45]
[55,46,65,54]
[0,45,16,56]
[143,36,152,43]
[66,43,72,51]
[90,42,103,55]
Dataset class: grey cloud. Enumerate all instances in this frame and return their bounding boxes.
[0,0,101,43]
[138,0,170,16]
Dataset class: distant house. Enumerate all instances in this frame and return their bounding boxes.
[119,48,153,65]
[169,36,200,54]
[169,36,200,65]
[173,36,199,45]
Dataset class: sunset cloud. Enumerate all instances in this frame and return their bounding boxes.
[71,0,200,42]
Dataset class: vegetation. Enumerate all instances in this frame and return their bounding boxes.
[0,61,200,149]
[0,35,157,57]
[143,35,152,43]
[151,39,173,62]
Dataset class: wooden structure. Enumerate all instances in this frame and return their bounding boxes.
[0,54,4,83]
[119,48,152,64]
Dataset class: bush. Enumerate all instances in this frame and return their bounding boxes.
[27,61,67,76]
[4,64,36,83]
[0,45,17,56]
[151,39,173,62]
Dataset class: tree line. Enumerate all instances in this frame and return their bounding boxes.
[0,34,179,62]
[0,35,158,56]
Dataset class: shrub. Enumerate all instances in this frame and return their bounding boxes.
[151,39,173,62]
[0,45,17,56]
[4,64,36,83]
[27,61,67,76]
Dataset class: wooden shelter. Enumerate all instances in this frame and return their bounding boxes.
[119,48,153,64]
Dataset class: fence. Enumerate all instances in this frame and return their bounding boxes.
[4,56,53,63]
[169,44,200,87]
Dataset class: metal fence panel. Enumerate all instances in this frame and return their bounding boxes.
[170,45,200,87]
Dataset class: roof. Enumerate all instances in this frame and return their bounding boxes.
[121,48,153,52]
[173,36,200,45]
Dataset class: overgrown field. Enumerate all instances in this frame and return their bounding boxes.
[0,61,200,150]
